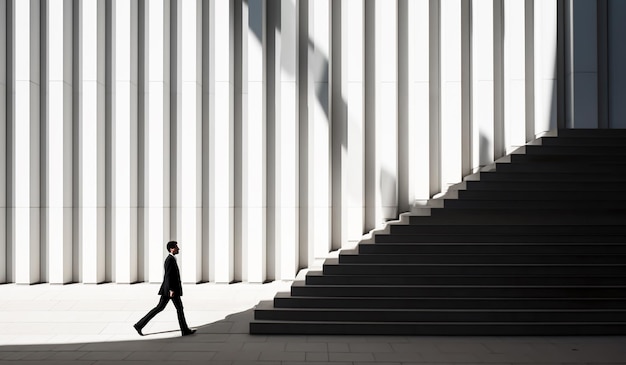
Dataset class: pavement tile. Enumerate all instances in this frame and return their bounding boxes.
[45,351,90,361]
[259,350,306,361]
[390,342,438,353]
[212,350,261,361]
[286,342,328,352]
[350,342,394,353]
[373,352,423,362]
[305,351,329,361]
[169,351,216,361]
[282,362,352,365]
[328,342,350,352]
[329,352,376,362]
[0,352,29,360]
[242,342,286,352]
[419,352,482,363]
[436,342,491,353]
[79,351,133,360]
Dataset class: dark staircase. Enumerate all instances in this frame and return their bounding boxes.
[250,129,626,335]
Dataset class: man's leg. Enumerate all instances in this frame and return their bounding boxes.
[171,296,193,334]
[135,295,169,330]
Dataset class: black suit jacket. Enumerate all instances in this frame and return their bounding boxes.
[158,254,183,297]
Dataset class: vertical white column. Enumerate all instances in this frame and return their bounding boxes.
[12,0,41,284]
[471,0,495,169]
[503,0,527,151]
[374,0,398,221]
[565,0,598,128]
[608,0,626,128]
[408,0,430,204]
[273,0,298,280]
[306,0,331,266]
[207,0,234,283]
[440,0,462,190]
[178,0,202,283]
[241,0,265,283]
[145,0,170,283]
[341,0,364,247]
[534,0,558,134]
[46,0,73,284]
[0,0,7,283]
[79,0,106,284]
[111,0,138,283]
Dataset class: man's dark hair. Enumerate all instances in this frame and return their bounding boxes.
[167,241,178,251]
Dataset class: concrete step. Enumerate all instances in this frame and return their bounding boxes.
[337,252,626,265]
[305,271,626,286]
[390,224,626,235]
[541,136,626,146]
[524,145,626,155]
[272,292,626,309]
[321,259,626,276]
[290,281,626,298]
[443,199,624,209]
[495,162,626,173]
[359,243,626,254]
[478,171,626,182]
[556,128,626,137]
[463,180,626,191]
[250,320,626,335]
[457,190,626,200]
[374,235,626,244]
[254,303,626,323]
[407,211,626,225]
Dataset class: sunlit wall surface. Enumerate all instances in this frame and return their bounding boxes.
[0,0,623,285]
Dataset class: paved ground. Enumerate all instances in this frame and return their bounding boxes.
[0,281,625,365]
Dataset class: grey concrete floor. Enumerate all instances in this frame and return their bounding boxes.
[0,282,625,365]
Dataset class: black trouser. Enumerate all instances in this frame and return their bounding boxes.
[135,295,190,332]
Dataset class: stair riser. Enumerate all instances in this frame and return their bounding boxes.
[443,200,624,209]
[292,286,626,298]
[375,235,626,243]
[408,215,626,225]
[458,190,626,200]
[254,310,626,323]
[390,224,626,235]
[305,275,626,286]
[465,180,626,190]
[338,254,626,265]
[360,244,626,254]
[250,322,626,335]
[274,297,626,309]
[479,173,626,182]
[322,265,626,276]
[541,137,626,145]
[494,163,626,173]
[511,154,626,163]
[556,129,626,138]
[525,146,626,155]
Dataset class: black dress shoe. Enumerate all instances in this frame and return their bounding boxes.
[133,324,144,336]
[182,329,196,336]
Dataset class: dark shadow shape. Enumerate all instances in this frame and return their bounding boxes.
[139,329,180,336]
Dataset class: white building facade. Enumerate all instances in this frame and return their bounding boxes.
[1,0,625,285]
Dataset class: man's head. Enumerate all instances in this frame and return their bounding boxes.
[167,241,179,255]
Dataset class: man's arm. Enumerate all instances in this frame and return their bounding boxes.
[164,256,175,297]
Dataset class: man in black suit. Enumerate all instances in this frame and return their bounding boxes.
[134,241,196,336]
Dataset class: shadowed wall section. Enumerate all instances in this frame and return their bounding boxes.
[0,0,621,284]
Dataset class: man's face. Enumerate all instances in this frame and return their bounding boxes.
[171,245,180,255]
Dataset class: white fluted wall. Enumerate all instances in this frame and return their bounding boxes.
[1,0,623,284]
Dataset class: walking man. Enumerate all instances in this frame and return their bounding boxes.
[134,241,196,336]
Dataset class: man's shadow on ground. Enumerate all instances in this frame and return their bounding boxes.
[0,307,287,362]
